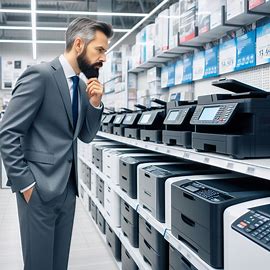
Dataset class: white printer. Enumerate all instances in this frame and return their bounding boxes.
[104,182,121,227]
[102,148,147,185]
[224,197,270,270]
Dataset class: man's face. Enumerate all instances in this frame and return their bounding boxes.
[77,30,109,79]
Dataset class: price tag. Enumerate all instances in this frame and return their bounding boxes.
[167,149,171,154]
[204,157,210,163]
[155,146,159,151]
[227,162,234,169]
[247,166,255,175]
[145,144,148,149]
[183,152,190,159]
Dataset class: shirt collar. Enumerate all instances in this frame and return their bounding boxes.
[59,54,77,80]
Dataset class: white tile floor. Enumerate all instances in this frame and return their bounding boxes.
[0,188,118,270]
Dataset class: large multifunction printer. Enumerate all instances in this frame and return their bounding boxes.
[138,98,167,143]
[171,176,270,268]
[119,153,173,199]
[112,108,133,136]
[224,197,270,270]
[138,161,216,223]
[123,104,148,139]
[162,100,197,148]
[190,78,270,159]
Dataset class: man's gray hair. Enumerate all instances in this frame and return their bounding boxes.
[65,17,113,51]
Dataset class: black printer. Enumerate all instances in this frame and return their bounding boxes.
[190,78,270,159]
[123,104,148,139]
[119,153,171,199]
[112,108,133,136]
[171,176,270,268]
[100,107,117,133]
[162,101,197,148]
[138,162,217,223]
[139,215,169,270]
[138,99,167,143]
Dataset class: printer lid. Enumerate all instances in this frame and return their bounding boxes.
[211,78,269,98]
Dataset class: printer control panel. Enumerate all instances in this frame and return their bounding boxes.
[163,108,190,125]
[143,165,172,177]
[190,103,237,125]
[182,182,232,202]
[232,209,270,251]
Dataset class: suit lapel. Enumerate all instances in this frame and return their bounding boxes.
[50,58,73,129]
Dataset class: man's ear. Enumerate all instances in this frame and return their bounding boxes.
[74,37,85,55]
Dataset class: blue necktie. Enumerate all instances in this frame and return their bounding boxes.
[71,76,79,128]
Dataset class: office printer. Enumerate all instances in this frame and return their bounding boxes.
[138,162,217,223]
[165,173,238,230]
[171,175,270,268]
[92,142,125,171]
[123,104,148,139]
[162,101,197,148]
[119,153,172,199]
[102,148,148,185]
[190,78,270,159]
[112,108,133,136]
[101,108,116,133]
[138,98,167,143]
[224,197,270,270]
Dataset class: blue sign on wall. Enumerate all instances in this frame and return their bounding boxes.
[182,55,193,83]
[236,30,256,71]
[204,46,219,78]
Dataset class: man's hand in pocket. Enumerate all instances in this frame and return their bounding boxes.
[23,187,34,203]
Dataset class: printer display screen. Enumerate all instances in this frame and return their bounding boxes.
[140,113,151,124]
[114,115,123,124]
[199,106,220,121]
[124,115,132,122]
[167,110,180,121]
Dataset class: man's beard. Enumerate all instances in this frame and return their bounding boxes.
[77,48,103,79]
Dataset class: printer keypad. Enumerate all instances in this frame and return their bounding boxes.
[232,211,270,251]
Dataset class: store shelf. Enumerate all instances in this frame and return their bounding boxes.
[103,75,122,85]
[79,155,139,211]
[97,131,270,180]
[165,231,218,270]
[248,1,270,14]
[80,181,152,270]
[78,186,122,270]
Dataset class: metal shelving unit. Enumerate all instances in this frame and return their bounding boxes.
[78,154,222,270]
[96,131,270,180]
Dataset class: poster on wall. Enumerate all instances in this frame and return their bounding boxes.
[174,59,184,85]
[219,39,237,74]
[1,58,28,90]
[204,46,219,78]
[182,55,193,83]
[192,51,205,81]
[236,30,256,71]
[161,66,168,88]
[256,22,270,66]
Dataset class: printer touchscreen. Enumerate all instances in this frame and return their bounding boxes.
[114,115,124,124]
[140,113,151,124]
[199,107,220,121]
[167,110,180,121]
[124,115,132,123]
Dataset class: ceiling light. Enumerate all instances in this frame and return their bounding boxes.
[0,26,32,30]
[0,8,31,14]
[0,40,32,43]
[31,0,37,60]
[37,40,65,44]
[36,10,147,17]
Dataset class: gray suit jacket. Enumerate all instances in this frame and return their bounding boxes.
[0,58,103,201]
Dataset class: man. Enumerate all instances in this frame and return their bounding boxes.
[0,17,113,270]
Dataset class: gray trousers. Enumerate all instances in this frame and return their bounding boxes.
[16,180,76,270]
